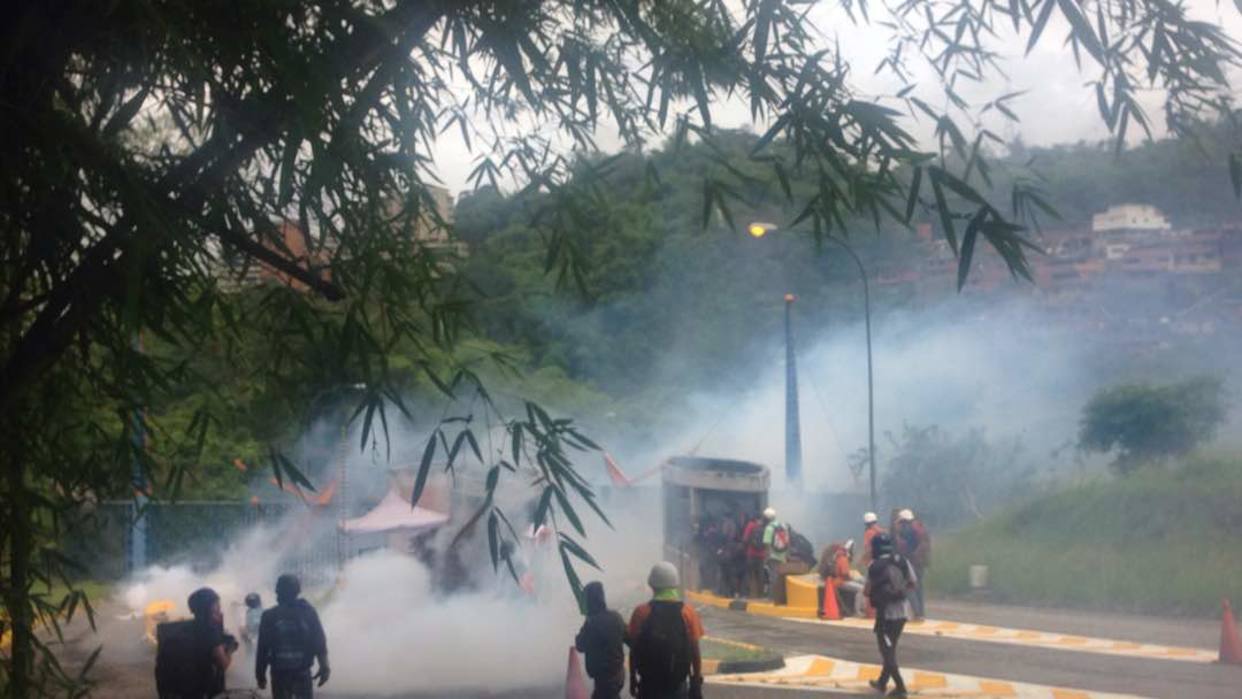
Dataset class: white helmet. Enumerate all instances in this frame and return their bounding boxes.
[899,509,915,522]
[863,512,878,524]
[647,561,680,590]
[763,507,777,520]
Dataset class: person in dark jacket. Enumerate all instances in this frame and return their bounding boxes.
[575,581,627,699]
[256,574,329,699]
[159,587,237,699]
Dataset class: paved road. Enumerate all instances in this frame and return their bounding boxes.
[52,596,1239,698]
[698,605,1238,699]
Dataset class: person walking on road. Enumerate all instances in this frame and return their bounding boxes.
[894,508,931,620]
[256,574,330,699]
[741,512,767,598]
[576,581,627,699]
[761,508,791,603]
[864,533,917,698]
[627,562,705,699]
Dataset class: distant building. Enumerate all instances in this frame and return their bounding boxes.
[217,219,330,293]
[384,184,467,258]
[217,185,463,292]
[1091,204,1171,233]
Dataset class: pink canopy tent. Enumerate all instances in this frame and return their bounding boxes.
[339,487,449,534]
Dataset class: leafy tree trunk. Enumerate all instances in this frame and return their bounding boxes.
[5,455,31,698]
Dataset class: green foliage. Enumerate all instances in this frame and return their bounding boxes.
[2,0,1239,693]
[1078,376,1228,474]
[928,455,1242,615]
[881,425,1036,529]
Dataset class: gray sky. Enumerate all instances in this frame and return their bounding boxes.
[429,0,1242,196]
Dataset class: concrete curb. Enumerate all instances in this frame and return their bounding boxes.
[689,589,821,620]
[701,635,786,676]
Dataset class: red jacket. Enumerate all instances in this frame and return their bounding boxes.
[896,520,931,568]
[742,520,765,560]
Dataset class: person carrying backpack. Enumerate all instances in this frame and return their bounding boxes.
[626,562,704,699]
[761,508,791,603]
[155,587,238,699]
[256,574,330,699]
[864,533,917,698]
[575,581,627,699]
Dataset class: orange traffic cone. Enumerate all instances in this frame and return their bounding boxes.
[821,580,842,620]
[566,647,590,699]
[1221,599,1242,665]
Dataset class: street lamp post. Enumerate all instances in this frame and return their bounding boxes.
[749,223,877,512]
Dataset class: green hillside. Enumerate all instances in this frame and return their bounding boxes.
[926,455,1242,616]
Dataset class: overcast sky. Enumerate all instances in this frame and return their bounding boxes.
[428,0,1242,196]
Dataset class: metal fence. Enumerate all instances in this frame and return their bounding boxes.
[67,501,336,583]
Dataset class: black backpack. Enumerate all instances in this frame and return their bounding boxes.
[634,601,691,692]
[267,605,312,672]
[868,556,910,608]
[155,620,215,698]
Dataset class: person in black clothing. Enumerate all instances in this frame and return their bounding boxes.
[157,587,238,699]
[256,574,330,699]
[863,533,917,698]
[574,581,627,699]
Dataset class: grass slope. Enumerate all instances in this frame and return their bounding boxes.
[927,456,1242,616]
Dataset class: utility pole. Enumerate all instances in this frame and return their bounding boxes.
[784,293,803,487]
[129,333,147,573]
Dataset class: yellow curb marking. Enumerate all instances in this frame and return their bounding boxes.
[1051,690,1091,699]
[912,671,948,689]
[1058,636,1091,646]
[978,679,1019,696]
[806,657,835,676]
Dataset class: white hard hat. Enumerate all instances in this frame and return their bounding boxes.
[863,512,878,524]
[763,507,776,520]
[899,509,915,521]
[648,561,680,589]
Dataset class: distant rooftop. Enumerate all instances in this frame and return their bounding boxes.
[1092,204,1171,233]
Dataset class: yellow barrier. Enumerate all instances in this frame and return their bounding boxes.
[784,574,820,611]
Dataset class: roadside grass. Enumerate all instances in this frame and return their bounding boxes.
[927,455,1242,617]
[700,637,775,663]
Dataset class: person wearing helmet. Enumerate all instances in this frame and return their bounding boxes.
[240,592,263,654]
[155,587,238,699]
[864,533,917,697]
[626,562,705,699]
[761,507,792,603]
[893,509,931,620]
[818,540,864,618]
[860,512,887,567]
[256,574,330,698]
[575,581,627,699]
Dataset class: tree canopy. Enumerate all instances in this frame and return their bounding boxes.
[3,0,1240,693]
[1078,376,1229,474]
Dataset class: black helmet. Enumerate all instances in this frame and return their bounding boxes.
[275,574,301,603]
[871,532,894,557]
[244,593,261,608]
[187,587,220,620]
